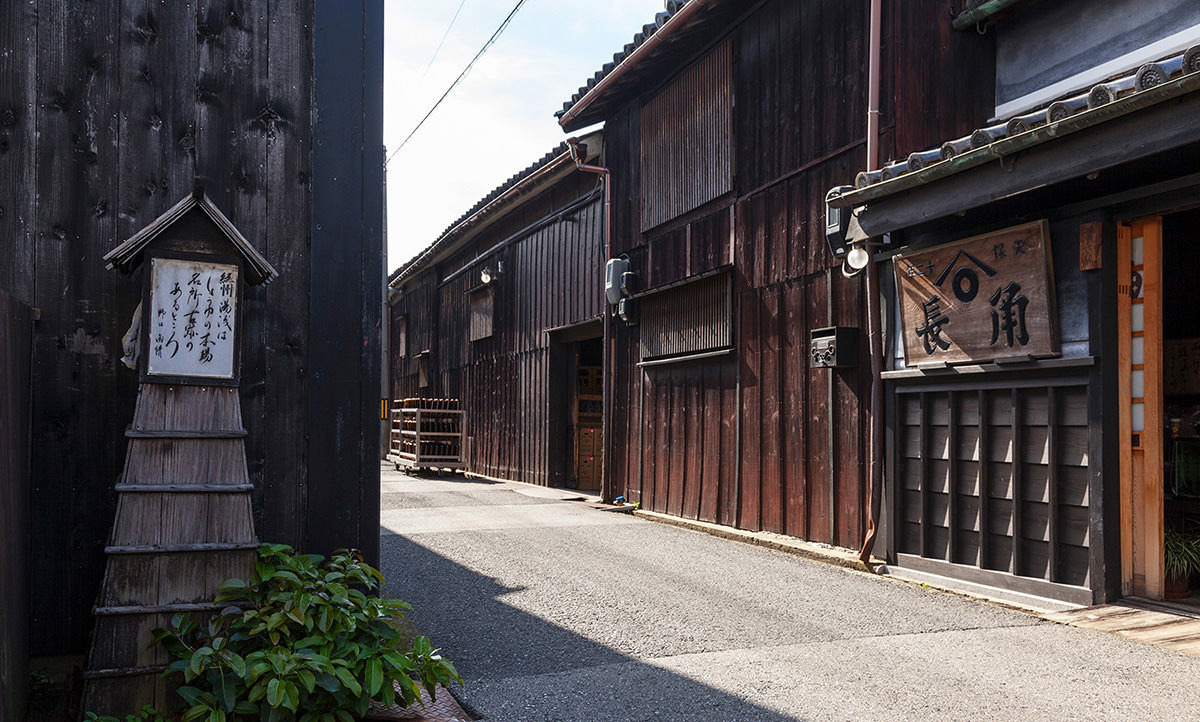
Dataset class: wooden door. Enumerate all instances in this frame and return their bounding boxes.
[1119,218,1164,599]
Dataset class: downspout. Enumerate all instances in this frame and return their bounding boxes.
[567,137,615,502]
[859,0,884,564]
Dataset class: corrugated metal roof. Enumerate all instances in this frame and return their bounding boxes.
[830,44,1200,209]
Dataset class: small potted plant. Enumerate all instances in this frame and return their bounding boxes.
[1164,522,1200,599]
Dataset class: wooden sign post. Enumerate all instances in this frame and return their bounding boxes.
[82,191,278,714]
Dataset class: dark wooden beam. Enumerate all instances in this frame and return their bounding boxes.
[308,0,384,566]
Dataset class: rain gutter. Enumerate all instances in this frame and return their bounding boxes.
[951,0,1026,32]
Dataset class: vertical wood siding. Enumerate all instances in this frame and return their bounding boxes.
[640,39,732,232]
[0,0,380,654]
[391,188,605,486]
[606,0,989,549]
[0,291,33,720]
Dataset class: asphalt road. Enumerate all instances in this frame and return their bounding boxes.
[378,465,1200,722]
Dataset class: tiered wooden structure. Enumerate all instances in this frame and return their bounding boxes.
[389,398,464,472]
[83,191,277,713]
[83,385,257,709]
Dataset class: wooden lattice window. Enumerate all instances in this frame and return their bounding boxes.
[640,39,732,231]
[639,273,732,361]
[469,286,494,341]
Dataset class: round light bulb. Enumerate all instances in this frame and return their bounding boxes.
[846,245,871,270]
[480,268,492,284]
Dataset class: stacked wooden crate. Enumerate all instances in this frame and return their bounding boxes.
[575,366,602,488]
[389,398,464,471]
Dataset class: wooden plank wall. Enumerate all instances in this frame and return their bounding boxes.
[0,0,382,654]
[607,0,991,549]
[391,181,605,486]
[0,290,33,721]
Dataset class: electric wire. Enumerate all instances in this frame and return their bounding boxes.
[388,0,528,165]
[420,0,469,80]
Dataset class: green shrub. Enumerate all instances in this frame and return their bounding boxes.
[84,706,170,722]
[152,544,460,722]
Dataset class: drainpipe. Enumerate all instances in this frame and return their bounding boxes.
[859,0,884,564]
[567,137,615,502]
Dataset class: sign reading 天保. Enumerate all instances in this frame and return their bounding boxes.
[894,220,1058,366]
[147,257,239,380]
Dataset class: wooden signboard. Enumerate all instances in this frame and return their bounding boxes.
[145,255,240,383]
[894,220,1058,366]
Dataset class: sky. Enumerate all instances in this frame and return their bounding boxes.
[383,0,667,272]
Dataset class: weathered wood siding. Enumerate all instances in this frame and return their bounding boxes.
[0,1,383,654]
[607,0,991,548]
[0,290,33,721]
[391,177,605,486]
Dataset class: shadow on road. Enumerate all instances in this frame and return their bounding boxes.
[380,533,804,722]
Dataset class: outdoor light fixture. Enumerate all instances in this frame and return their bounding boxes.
[480,260,503,285]
[846,244,871,271]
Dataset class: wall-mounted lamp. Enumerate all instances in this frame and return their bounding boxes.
[480,260,504,285]
[846,244,871,272]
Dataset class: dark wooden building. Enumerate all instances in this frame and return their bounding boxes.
[555,0,992,551]
[0,0,384,687]
[388,132,607,488]
[827,0,1200,606]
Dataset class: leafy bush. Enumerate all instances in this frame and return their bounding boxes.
[84,706,170,722]
[152,544,460,722]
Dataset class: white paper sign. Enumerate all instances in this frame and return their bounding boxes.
[147,258,238,379]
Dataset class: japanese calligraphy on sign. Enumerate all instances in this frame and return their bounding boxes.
[894,220,1058,366]
[146,257,238,379]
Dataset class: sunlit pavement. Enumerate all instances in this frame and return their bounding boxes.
[379,464,1200,722]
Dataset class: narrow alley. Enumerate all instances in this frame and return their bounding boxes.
[379,465,1200,722]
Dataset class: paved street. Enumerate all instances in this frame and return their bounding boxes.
[378,465,1200,722]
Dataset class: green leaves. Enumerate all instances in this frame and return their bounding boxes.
[149,544,460,721]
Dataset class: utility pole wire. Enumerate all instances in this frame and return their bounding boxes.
[421,0,469,80]
[387,0,528,165]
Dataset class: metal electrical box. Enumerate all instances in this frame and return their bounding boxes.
[810,326,859,368]
[605,257,630,304]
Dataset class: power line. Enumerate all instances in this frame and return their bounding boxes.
[387,0,528,166]
[421,0,469,80]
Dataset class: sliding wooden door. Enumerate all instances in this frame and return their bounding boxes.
[1119,217,1163,599]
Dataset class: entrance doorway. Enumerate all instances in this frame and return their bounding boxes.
[1120,211,1200,602]
[548,321,604,491]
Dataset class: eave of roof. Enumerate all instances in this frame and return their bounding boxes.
[388,130,602,290]
[828,45,1200,213]
[103,190,278,286]
[556,0,745,132]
